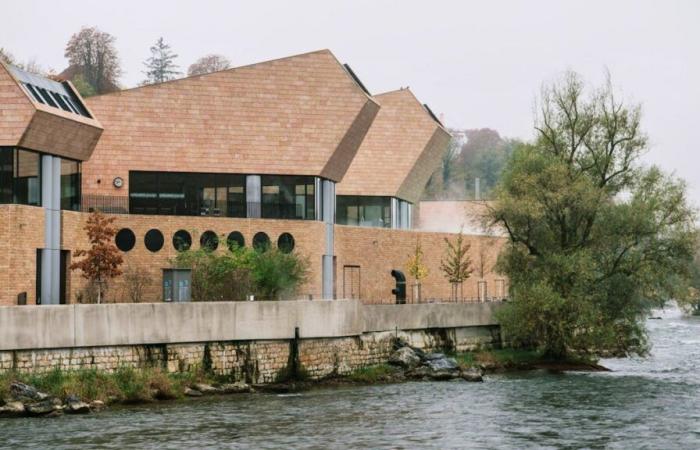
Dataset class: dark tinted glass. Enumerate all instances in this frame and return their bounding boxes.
[129,171,246,217]
[144,229,164,252]
[253,232,270,252]
[227,231,245,250]
[200,230,219,251]
[336,195,392,228]
[261,175,315,220]
[14,150,40,206]
[0,148,13,203]
[60,159,81,211]
[277,232,295,253]
[173,230,192,251]
[115,228,136,252]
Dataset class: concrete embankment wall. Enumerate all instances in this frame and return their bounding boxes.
[0,300,502,383]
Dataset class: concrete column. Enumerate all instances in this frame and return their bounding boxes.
[246,175,261,218]
[40,155,61,305]
[390,198,399,229]
[321,179,335,299]
[399,200,409,230]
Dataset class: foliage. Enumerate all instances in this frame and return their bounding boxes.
[406,238,429,282]
[440,229,473,283]
[174,244,310,301]
[142,37,181,85]
[71,74,97,97]
[423,129,518,200]
[64,26,121,94]
[490,71,697,359]
[187,54,231,76]
[0,47,15,65]
[346,364,397,383]
[123,266,151,303]
[70,211,124,304]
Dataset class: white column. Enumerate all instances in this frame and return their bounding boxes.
[41,155,61,304]
[321,180,335,299]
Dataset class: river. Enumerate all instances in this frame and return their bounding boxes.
[2,307,699,449]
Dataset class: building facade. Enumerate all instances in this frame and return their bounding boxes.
[0,50,506,306]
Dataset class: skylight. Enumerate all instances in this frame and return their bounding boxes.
[7,64,92,119]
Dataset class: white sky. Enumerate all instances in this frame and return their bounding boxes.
[2,0,699,207]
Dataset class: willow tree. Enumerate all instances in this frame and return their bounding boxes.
[490,72,697,359]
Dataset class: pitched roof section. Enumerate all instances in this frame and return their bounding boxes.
[336,88,451,203]
[0,62,102,160]
[82,49,379,186]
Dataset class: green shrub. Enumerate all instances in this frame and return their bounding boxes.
[174,244,309,301]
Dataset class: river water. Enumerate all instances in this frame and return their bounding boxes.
[2,307,699,449]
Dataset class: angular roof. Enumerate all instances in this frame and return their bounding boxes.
[82,49,380,184]
[336,88,451,203]
[0,62,103,161]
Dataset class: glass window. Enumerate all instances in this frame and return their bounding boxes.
[261,175,315,220]
[336,196,392,228]
[0,148,13,203]
[60,158,81,211]
[14,149,40,206]
[129,171,246,218]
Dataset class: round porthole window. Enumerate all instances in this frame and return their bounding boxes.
[227,231,245,250]
[253,232,271,252]
[115,228,136,252]
[173,230,192,251]
[200,230,219,251]
[144,229,164,253]
[277,233,295,253]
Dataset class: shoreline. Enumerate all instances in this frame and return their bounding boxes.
[0,348,608,418]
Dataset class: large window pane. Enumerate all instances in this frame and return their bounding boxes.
[261,175,315,220]
[0,148,13,203]
[14,150,40,206]
[129,171,246,217]
[336,195,393,228]
[60,159,81,211]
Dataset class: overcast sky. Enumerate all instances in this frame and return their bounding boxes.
[2,0,698,206]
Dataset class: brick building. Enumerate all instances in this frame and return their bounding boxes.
[0,50,506,306]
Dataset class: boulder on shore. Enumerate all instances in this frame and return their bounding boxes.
[0,401,25,417]
[388,346,421,369]
[9,382,48,403]
[218,382,252,394]
[64,395,91,414]
[184,387,203,397]
[25,398,62,416]
[192,383,220,395]
[460,367,484,382]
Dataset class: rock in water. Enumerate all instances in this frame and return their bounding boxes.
[25,398,62,416]
[192,383,220,395]
[0,401,25,417]
[389,347,421,369]
[184,387,203,397]
[423,356,459,372]
[218,382,252,394]
[9,382,47,402]
[89,400,105,411]
[65,395,91,414]
[460,367,484,382]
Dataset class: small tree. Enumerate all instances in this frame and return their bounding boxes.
[406,238,429,302]
[70,211,124,304]
[142,37,180,85]
[187,54,231,76]
[440,229,473,301]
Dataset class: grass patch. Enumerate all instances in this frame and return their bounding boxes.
[346,364,396,383]
[0,366,231,405]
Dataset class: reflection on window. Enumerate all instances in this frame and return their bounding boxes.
[0,147,41,206]
[336,196,392,228]
[261,175,315,220]
[129,171,246,217]
[60,159,81,211]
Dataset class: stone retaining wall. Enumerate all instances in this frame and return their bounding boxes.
[0,327,500,383]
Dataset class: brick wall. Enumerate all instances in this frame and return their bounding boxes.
[335,225,507,304]
[0,205,44,306]
[62,211,327,303]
